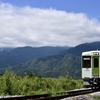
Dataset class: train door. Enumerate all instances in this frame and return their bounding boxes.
[82,56,91,78]
[92,56,99,77]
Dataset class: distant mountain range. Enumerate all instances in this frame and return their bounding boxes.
[0,46,68,68]
[0,41,100,78]
[61,41,100,56]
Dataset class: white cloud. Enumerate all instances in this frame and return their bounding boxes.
[0,2,100,47]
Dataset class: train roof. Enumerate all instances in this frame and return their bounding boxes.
[82,50,100,56]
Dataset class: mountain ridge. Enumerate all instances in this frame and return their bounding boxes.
[61,41,100,56]
[0,41,100,78]
[0,46,69,68]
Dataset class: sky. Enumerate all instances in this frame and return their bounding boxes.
[0,0,100,47]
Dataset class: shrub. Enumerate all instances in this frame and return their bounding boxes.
[0,71,83,95]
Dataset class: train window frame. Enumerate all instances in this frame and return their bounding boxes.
[94,58,99,68]
[82,56,91,68]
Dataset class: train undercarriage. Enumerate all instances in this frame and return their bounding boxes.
[83,78,100,89]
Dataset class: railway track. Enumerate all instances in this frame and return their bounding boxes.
[0,88,100,100]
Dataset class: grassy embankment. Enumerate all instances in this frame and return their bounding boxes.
[0,70,83,96]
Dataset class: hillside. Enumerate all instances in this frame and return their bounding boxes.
[0,46,68,68]
[1,41,100,69]
[0,41,100,79]
[4,54,81,79]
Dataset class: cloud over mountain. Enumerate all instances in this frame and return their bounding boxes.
[0,2,100,47]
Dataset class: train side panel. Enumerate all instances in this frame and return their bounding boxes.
[82,51,100,89]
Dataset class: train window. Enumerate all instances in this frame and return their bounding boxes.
[94,58,99,68]
[82,56,91,68]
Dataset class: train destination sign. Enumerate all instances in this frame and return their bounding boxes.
[83,58,90,60]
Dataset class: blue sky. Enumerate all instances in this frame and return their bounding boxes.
[0,0,100,47]
[1,0,100,19]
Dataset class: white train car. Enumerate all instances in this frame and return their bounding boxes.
[82,50,100,89]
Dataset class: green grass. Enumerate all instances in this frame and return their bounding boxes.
[0,70,83,96]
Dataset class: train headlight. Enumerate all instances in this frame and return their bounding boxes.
[93,52,99,55]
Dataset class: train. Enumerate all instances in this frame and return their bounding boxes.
[82,50,100,89]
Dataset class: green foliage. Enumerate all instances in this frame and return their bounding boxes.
[9,54,81,79]
[0,71,83,96]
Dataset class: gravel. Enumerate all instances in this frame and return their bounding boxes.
[0,92,100,100]
[0,95,23,99]
[60,92,100,100]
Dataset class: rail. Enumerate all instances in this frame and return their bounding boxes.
[0,88,100,100]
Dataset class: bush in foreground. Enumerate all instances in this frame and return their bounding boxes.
[0,70,83,95]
